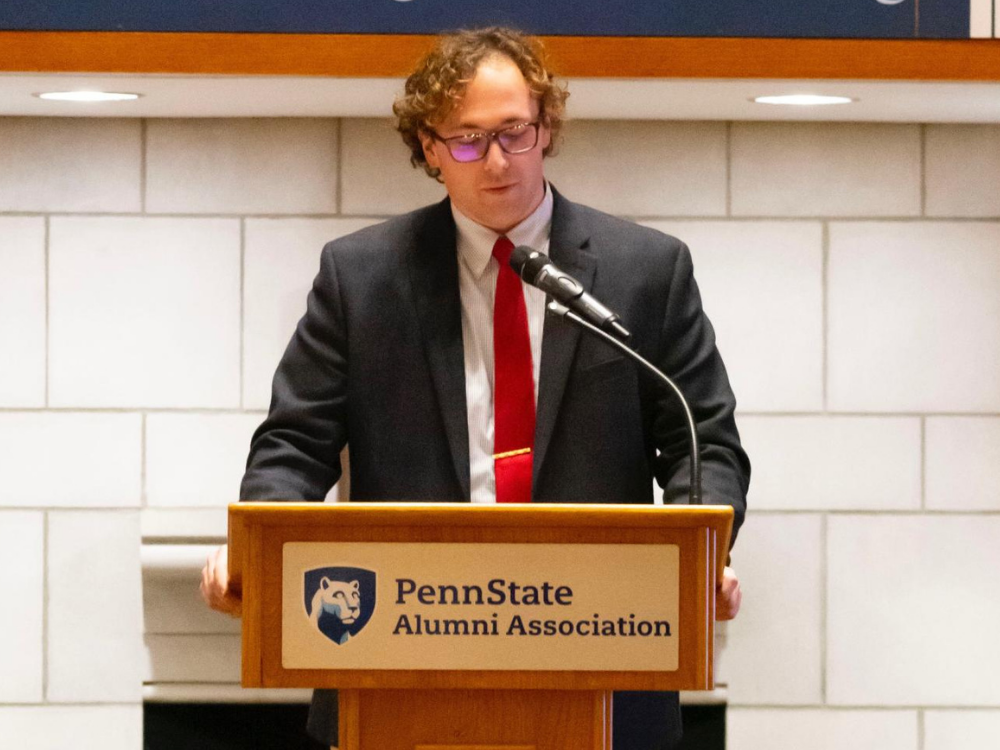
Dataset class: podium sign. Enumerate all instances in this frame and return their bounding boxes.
[281,541,680,672]
[230,502,732,693]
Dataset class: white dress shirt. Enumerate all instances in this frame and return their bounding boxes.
[452,183,553,504]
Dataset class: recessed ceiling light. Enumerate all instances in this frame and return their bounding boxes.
[35,91,141,103]
[753,94,855,106]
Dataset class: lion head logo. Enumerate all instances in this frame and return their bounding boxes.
[303,567,376,645]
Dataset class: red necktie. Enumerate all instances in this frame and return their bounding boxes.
[491,236,535,503]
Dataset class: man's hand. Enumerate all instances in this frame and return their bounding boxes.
[200,544,242,618]
[716,566,742,621]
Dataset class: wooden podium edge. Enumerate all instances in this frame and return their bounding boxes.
[230,502,731,692]
[230,502,733,587]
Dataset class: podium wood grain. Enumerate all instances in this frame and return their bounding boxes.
[229,502,732,749]
[340,689,609,750]
[229,503,732,692]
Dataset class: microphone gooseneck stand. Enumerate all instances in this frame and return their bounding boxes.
[545,300,703,506]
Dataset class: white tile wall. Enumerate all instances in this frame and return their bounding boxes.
[340,118,448,216]
[644,220,824,412]
[49,217,241,408]
[731,123,921,217]
[0,512,43,702]
[925,710,1000,750]
[728,709,918,750]
[0,119,141,213]
[146,413,262,507]
[143,634,241,682]
[146,119,338,215]
[0,706,143,750]
[721,514,823,705]
[140,508,228,539]
[738,416,921,511]
[925,125,1000,217]
[0,217,46,407]
[827,515,1000,705]
[243,217,380,409]
[828,222,1000,413]
[0,413,141,507]
[926,417,1000,511]
[47,511,142,702]
[1,116,998,740]
[544,121,727,216]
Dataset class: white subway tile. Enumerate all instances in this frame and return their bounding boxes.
[720,515,823,705]
[731,123,921,217]
[0,706,142,750]
[0,119,141,213]
[828,515,1000,705]
[0,412,141,507]
[0,512,43,702]
[340,118,448,216]
[728,709,918,750]
[828,222,1000,412]
[926,417,1000,511]
[643,221,823,411]
[926,125,1000,217]
[0,217,46,407]
[738,416,921,511]
[243,217,380,409]
[47,511,142,702]
[925,710,1000,750]
[146,413,261,507]
[49,217,240,408]
[144,634,241,682]
[140,507,228,539]
[146,118,338,214]
[544,121,727,216]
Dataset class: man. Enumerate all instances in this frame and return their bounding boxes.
[203,27,748,749]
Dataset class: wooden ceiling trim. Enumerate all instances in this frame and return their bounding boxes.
[1,32,999,81]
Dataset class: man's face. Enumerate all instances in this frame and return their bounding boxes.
[420,56,551,235]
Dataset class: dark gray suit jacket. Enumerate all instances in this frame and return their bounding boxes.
[241,187,750,749]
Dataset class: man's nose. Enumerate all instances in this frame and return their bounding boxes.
[483,138,509,172]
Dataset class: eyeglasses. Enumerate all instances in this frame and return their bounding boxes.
[429,121,541,163]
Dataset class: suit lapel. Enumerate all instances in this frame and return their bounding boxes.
[404,191,594,501]
[533,190,595,493]
[407,200,471,500]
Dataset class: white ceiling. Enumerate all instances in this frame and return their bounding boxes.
[2,73,1000,122]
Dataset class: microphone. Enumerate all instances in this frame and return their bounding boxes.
[509,246,631,343]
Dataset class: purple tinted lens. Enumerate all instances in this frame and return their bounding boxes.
[450,140,486,162]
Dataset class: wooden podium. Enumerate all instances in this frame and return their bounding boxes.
[229,502,732,750]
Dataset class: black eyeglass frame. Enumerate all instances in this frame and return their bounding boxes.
[427,121,542,162]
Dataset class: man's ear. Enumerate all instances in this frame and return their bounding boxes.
[419,130,441,170]
[537,116,552,153]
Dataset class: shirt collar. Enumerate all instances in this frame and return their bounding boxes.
[453,182,554,280]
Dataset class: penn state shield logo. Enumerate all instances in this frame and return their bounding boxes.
[303,567,376,645]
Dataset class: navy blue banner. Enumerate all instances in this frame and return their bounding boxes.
[919,0,976,38]
[0,1,972,39]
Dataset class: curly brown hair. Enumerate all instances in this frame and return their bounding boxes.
[393,27,569,180]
